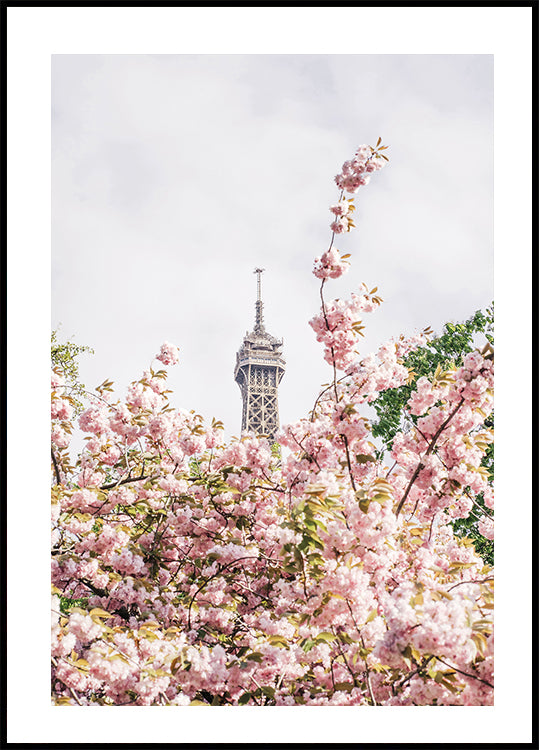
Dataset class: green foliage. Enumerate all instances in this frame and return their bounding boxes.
[453,511,493,564]
[271,442,282,459]
[372,305,493,449]
[51,330,94,414]
[59,595,89,614]
[372,305,494,564]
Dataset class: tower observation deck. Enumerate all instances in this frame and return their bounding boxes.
[234,269,285,441]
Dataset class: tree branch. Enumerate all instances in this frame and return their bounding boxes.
[395,398,464,517]
[51,447,62,485]
[435,655,493,689]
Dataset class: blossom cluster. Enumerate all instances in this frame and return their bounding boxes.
[329,199,355,234]
[309,287,381,370]
[313,247,350,280]
[334,143,386,194]
[156,341,180,366]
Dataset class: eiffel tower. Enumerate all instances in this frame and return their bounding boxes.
[234,269,285,441]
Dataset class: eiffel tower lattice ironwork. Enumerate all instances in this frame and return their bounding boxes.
[234,268,285,441]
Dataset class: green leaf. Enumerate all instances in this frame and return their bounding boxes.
[356,454,376,464]
[268,635,289,649]
[333,682,354,692]
[315,632,336,643]
[365,609,377,624]
[246,652,264,662]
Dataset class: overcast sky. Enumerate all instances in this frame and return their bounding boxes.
[52,54,493,440]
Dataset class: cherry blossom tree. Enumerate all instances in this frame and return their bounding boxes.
[52,140,494,706]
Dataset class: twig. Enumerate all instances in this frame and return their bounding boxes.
[51,448,62,485]
[447,577,493,592]
[395,398,464,517]
[341,434,357,492]
[344,598,377,705]
[100,471,151,491]
[434,655,493,689]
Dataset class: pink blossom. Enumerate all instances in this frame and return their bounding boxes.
[78,406,111,436]
[51,425,70,449]
[478,516,494,540]
[156,341,180,366]
[51,396,73,421]
[329,200,352,217]
[68,612,104,644]
[334,144,385,194]
[330,216,352,234]
[51,370,64,390]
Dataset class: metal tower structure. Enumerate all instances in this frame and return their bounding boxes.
[234,269,285,441]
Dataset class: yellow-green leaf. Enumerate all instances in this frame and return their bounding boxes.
[89,608,112,619]
[365,609,377,624]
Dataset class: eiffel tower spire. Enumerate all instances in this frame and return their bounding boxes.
[254,267,265,333]
[234,269,285,441]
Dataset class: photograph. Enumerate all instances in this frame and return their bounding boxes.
[51,51,495,706]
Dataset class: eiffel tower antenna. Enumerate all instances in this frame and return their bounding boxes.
[254,267,265,332]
